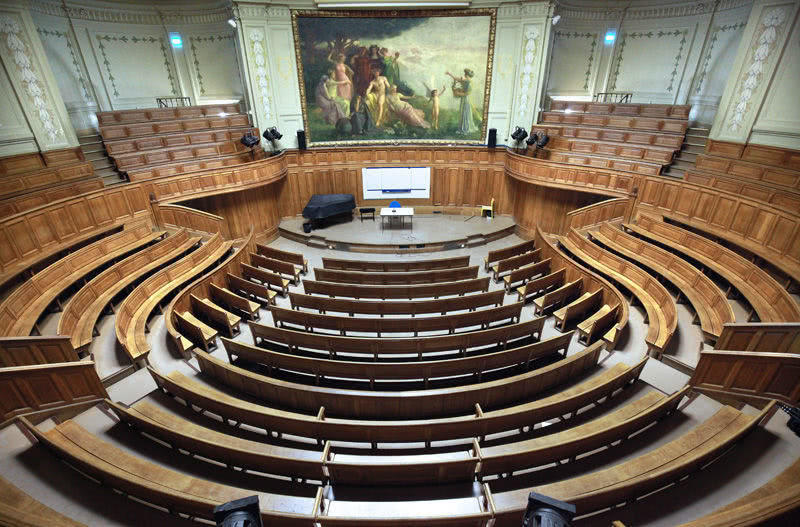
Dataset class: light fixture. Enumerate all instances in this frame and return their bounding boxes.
[169,32,183,48]
[240,132,260,148]
[536,134,550,148]
[525,133,538,146]
[511,126,528,142]
[605,31,616,43]
[552,15,561,25]
[227,18,237,28]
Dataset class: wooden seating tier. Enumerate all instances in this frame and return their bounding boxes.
[560,228,677,355]
[242,263,290,296]
[302,277,490,300]
[695,152,800,193]
[491,248,541,281]
[591,222,734,340]
[257,244,308,273]
[546,136,677,164]
[625,214,800,322]
[0,147,85,176]
[112,136,254,171]
[0,161,95,201]
[251,253,301,284]
[223,331,572,386]
[0,475,86,527]
[99,112,251,141]
[542,150,664,176]
[227,273,278,306]
[491,404,771,523]
[0,335,79,367]
[516,268,565,303]
[148,355,646,443]
[549,101,691,119]
[540,111,689,134]
[193,340,602,419]
[115,233,231,363]
[95,103,241,126]
[532,278,583,316]
[249,317,544,359]
[0,224,163,337]
[503,258,551,292]
[270,302,522,337]
[484,240,534,271]
[210,283,261,320]
[57,229,200,353]
[104,127,256,156]
[313,266,478,285]
[323,255,470,272]
[684,169,800,215]
[289,290,504,317]
[531,123,684,149]
[126,151,258,182]
[0,178,103,220]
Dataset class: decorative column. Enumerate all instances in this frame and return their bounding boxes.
[0,1,77,151]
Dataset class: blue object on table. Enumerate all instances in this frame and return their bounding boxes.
[389,200,401,208]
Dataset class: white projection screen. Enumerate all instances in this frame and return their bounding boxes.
[362,167,430,200]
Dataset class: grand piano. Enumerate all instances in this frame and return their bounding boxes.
[302,194,356,230]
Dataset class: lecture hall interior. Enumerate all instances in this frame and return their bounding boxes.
[0,0,799,525]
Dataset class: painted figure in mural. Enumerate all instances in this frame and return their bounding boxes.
[366,66,391,126]
[315,71,351,125]
[381,48,401,86]
[387,85,430,128]
[447,68,477,134]
[424,83,447,130]
[327,51,353,101]
[350,46,372,112]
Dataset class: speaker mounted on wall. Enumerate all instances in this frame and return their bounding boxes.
[297,130,307,150]
[488,128,497,148]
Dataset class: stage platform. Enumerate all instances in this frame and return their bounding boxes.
[278,213,516,253]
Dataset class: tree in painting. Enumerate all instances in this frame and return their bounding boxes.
[293,12,494,145]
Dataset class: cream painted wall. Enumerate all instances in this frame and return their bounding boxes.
[0,63,37,156]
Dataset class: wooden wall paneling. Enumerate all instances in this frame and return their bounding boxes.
[565,198,631,234]
[512,179,605,236]
[715,324,800,354]
[0,337,79,367]
[155,204,228,239]
[706,140,800,172]
[181,184,282,240]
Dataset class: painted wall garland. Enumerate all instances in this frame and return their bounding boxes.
[517,25,540,119]
[693,21,747,95]
[95,34,178,99]
[553,31,598,90]
[249,28,272,121]
[609,29,689,93]
[188,34,236,96]
[36,27,93,105]
[728,7,788,131]
[0,14,64,143]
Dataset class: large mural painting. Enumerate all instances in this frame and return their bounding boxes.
[292,10,495,146]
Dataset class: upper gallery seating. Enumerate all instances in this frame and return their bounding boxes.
[0,147,97,201]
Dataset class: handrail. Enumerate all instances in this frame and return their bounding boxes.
[154,203,229,238]
[564,197,632,234]
[592,92,632,103]
[156,96,191,108]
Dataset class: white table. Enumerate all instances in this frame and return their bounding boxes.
[380,207,414,231]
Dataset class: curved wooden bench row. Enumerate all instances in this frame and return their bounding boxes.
[0,474,86,527]
[249,317,545,359]
[148,354,647,443]
[549,101,691,119]
[96,103,241,126]
[704,139,800,171]
[108,386,686,487]
[625,214,800,322]
[547,136,677,163]
[113,137,253,171]
[290,290,504,317]
[0,224,163,337]
[223,331,572,386]
[193,339,602,420]
[323,255,470,272]
[503,258,551,293]
[677,457,800,526]
[695,152,800,192]
[542,150,663,176]
[251,253,301,284]
[126,151,261,182]
[560,228,676,356]
[491,248,541,282]
[303,277,490,300]
[314,266,479,286]
[540,111,689,134]
[530,123,684,149]
[270,302,522,337]
[591,222,734,340]
[577,304,620,345]
[684,170,800,215]
[99,112,250,141]
[492,403,772,524]
[115,233,231,364]
[0,161,94,201]
[58,229,200,353]
[257,244,308,273]
[24,419,319,526]
[0,336,79,367]
[0,178,104,221]
[104,126,257,156]
[484,240,534,271]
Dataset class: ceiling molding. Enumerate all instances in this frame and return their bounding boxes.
[554,0,753,21]
[28,0,234,25]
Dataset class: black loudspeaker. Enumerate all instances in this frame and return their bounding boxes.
[297,130,307,150]
[488,128,497,148]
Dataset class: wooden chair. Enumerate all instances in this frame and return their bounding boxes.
[481,197,495,218]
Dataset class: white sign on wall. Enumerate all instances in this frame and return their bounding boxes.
[362,167,430,200]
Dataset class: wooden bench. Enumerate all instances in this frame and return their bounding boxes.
[210,282,260,320]
[550,101,691,119]
[223,331,573,386]
[112,138,252,171]
[115,234,231,364]
[547,136,677,163]
[289,290,505,317]
[484,240,535,271]
[96,103,242,126]
[0,336,79,366]
[695,152,800,193]
[323,255,470,272]
[194,339,601,420]
[530,123,684,149]
[104,127,257,156]
[190,294,241,337]
[516,268,565,303]
[540,111,689,134]
[257,243,308,274]
[532,278,583,316]
[241,263,289,296]
[175,311,218,352]
[491,403,771,523]
[270,302,522,336]
[0,224,164,337]
[542,150,664,176]
[684,169,800,215]
[491,248,542,282]
[227,273,277,306]
[99,112,251,140]
[126,151,257,181]
[553,289,602,331]
[148,355,646,443]
[314,266,479,285]
[591,222,734,341]
[561,228,677,357]
[57,229,199,353]
[24,419,319,526]
[0,474,86,527]
[303,277,490,300]
[0,178,104,220]
[504,258,551,293]
[0,161,95,201]
[624,214,800,322]
[251,252,301,284]
[250,317,545,360]
[577,304,620,345]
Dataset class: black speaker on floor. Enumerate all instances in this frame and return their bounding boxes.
[297,130,307,150]
[488,128,497,148]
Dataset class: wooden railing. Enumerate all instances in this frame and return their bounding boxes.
[715,323,800,354]
[154,203,229,238]
[564,197,632,234]
[0,336,79,367]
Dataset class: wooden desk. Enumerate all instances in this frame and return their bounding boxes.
[380,207,414,230]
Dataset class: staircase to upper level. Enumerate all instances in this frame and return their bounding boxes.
[663,127,710,178]
[78,133,123,186]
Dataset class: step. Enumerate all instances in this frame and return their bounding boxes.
[671,159,695,171]
[682,144,705,154]
[676,151,698,161]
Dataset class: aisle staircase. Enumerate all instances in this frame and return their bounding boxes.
[663,127,710,178]
[77,133,122,186]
